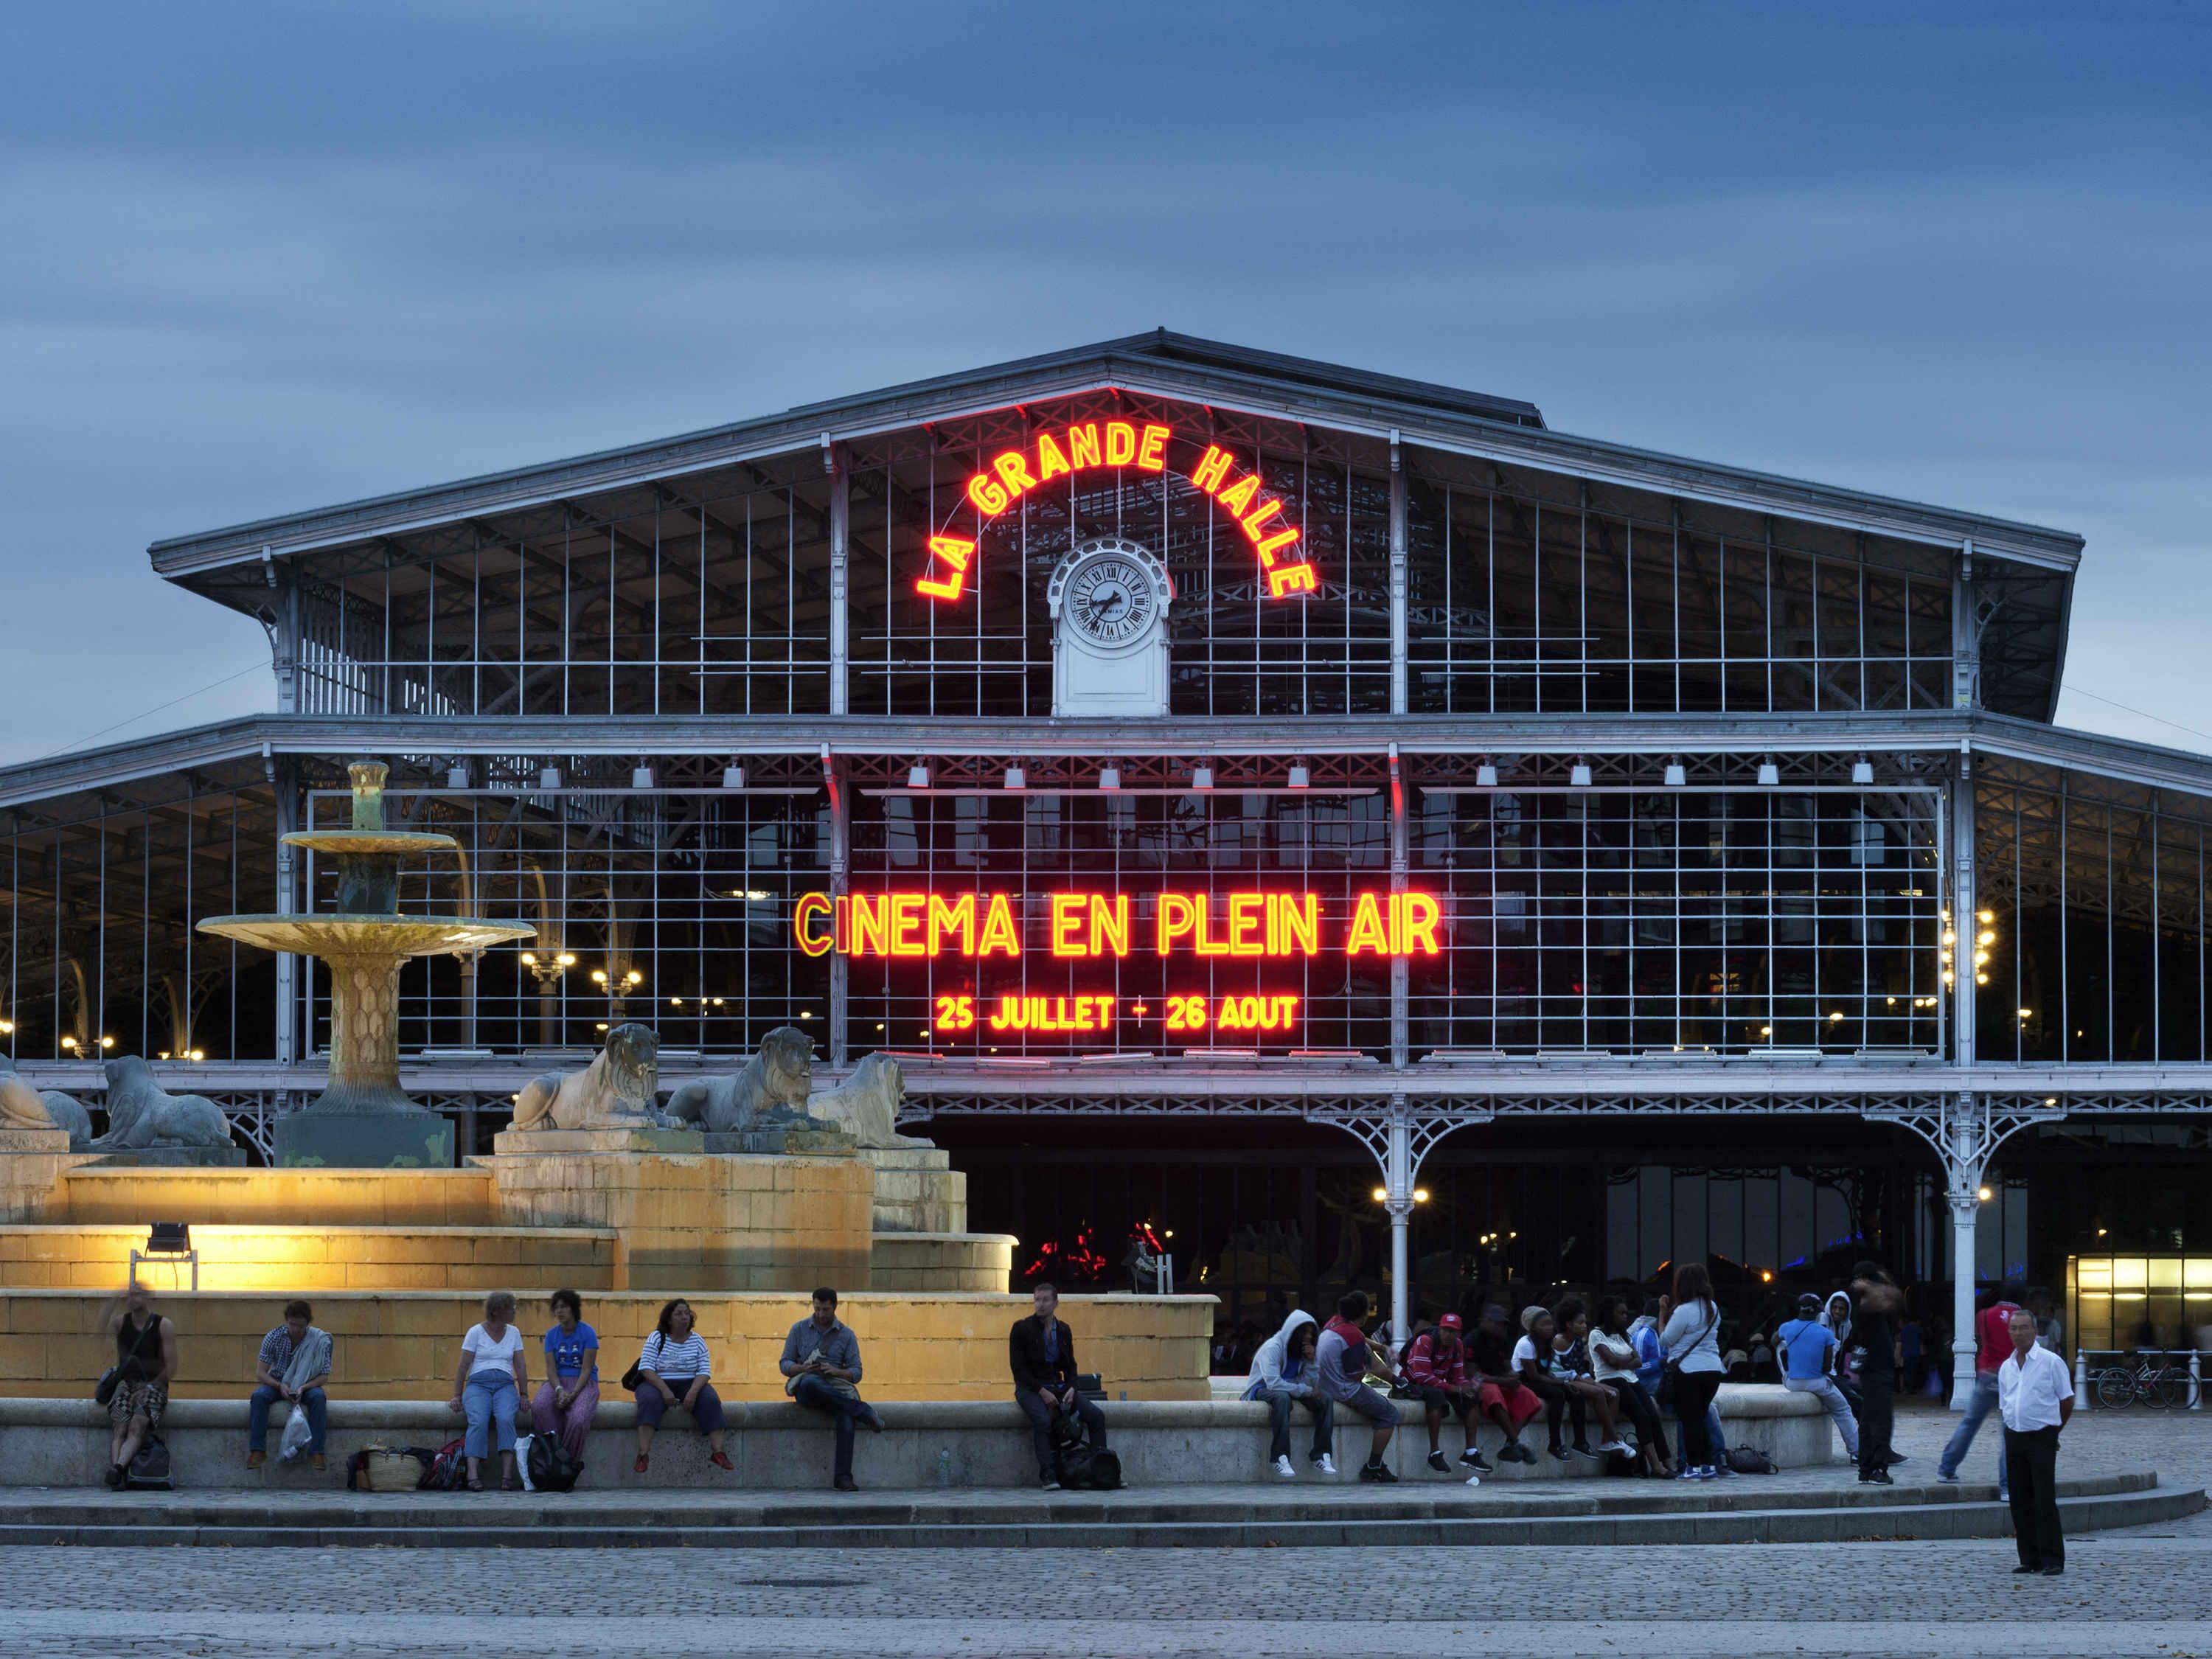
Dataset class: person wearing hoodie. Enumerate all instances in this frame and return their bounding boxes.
[1775,1291,1859,1467]
[1243,1308,1335,1478]
[1313,1291,1404,1482]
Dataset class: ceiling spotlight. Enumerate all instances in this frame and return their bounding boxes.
[721,765,746,790]
[1757,759,1781,787]
[1287,765,1311,789]
[1004,766,1026,790]
[631,765,655,790]
[1099,767,1122,790]
[1475,762,1499,788]
[907,765,931,789]
[539,766,562,790]
[1568,760,1593,788]
[446,763,469,790]
[1191,765,1215,791]
[1851,757,1874,785]
[1663,761,1687,787]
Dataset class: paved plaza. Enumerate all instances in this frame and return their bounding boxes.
[2,1404,2208,1658]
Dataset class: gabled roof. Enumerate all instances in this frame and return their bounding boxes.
[145,330,2083,580]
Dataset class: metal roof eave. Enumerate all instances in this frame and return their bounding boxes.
[147,338,2082,582]
[7,708,2212,815]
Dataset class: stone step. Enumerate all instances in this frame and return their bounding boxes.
[0,1472,2194,1549]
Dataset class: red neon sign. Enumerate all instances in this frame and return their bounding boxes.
[794,889,1439,959]
[914,421,1319,603]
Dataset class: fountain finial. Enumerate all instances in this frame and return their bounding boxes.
[348,761,390,832]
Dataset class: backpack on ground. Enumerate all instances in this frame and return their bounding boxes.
[1047,1404,1121,1489]
[527,1434,583,1492]
[420,1438,467,1491]
[1726,1445,1777,1475]
[124,1433,172,1491]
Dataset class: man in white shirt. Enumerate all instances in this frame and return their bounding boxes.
[1997,1307,2073,1576]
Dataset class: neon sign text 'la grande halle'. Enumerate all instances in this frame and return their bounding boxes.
[915,420,1321,604]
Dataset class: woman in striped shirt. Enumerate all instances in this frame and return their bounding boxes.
[633,1298,731,1474]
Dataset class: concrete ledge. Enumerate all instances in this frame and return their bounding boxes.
[0,1385,1832,1490]
[0,1472,2190,1550]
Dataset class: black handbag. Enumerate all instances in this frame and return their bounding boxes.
[93,1366,120,1407]
[620,1362,643,1391]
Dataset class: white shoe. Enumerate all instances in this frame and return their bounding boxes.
[1312,1453,1338,1475]
[1273,1455,1295,1478]
[1598,1439,1632,1455]
[1463,1472,1482,1487]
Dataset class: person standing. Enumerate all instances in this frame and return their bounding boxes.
[1999,1306,2073,1576]
[782,1286,882,1491]
[1937,1281,2023,1495]
[1658,1264,1726,1481]
[1849,1261,1905,1486]
[1009,1281,1107,1490]
[530,1289,599,1465]
[247,1298,333,1471]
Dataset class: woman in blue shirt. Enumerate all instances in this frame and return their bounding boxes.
[529,1288,599,1462]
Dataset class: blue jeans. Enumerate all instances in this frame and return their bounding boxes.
[1784,1374,1860,1459]
[463,1369,518,1459]
[790,1373,877,1480]
[247,1384,327,1454]
[1675,1401,1727,1467]
[1938,1369,2008,1492]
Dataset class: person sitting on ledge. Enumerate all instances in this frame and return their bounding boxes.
[100,1283,175,1489]
[1315,1290,1405,1484]
[1242,1307,1335,1478]
[446,1290,529,1492]
[781,1285,883,1492]
[248,1298,333,1472]
[1009,1281,1107,1491]
[633,1298,732,1475]
[1404,1311,1489,1478]
[530,1289,599,1466]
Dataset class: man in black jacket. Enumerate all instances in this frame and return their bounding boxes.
[1010,1281,1107,1489]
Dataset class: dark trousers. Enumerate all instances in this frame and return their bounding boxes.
[1523,1371,1587,1447]
[1673,1370,1723,1467]
[1259,1387,1333,1461]
[790,1373,876,1480]
[1601,1377,1663,1445]
[1015,1385,1105,1478]
[2004,1425,2065,1571]
[1857,1371,1895,1476]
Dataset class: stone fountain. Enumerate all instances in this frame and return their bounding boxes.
[198,761,534,1167]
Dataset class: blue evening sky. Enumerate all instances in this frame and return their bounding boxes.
[1,2,2206,766]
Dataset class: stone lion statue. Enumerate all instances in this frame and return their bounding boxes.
[807,1051,931,1150]
[664,1025,817,1133]
[93,1056,234,1151]
[0,1060,93,1148]
[511,1023,668,1131]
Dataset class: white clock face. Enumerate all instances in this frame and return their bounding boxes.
[1068,555,1158,644]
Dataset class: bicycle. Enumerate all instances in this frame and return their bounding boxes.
[2092,1353,2190,1409]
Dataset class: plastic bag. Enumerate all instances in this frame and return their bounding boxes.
[514,1431,537,1491]
[279,1404,313,1461]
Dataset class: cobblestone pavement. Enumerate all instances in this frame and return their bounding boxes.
[2,1404,2206,1658]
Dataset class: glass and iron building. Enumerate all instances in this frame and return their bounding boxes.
[6,333,2211,1385]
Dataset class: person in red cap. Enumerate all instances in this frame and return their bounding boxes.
[1402,1311,1490,1478]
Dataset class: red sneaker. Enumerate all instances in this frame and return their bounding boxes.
[710,1450,734,1472]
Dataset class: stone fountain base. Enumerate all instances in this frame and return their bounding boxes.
[89,1145,249,1168]
[274,1114,455,1169]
